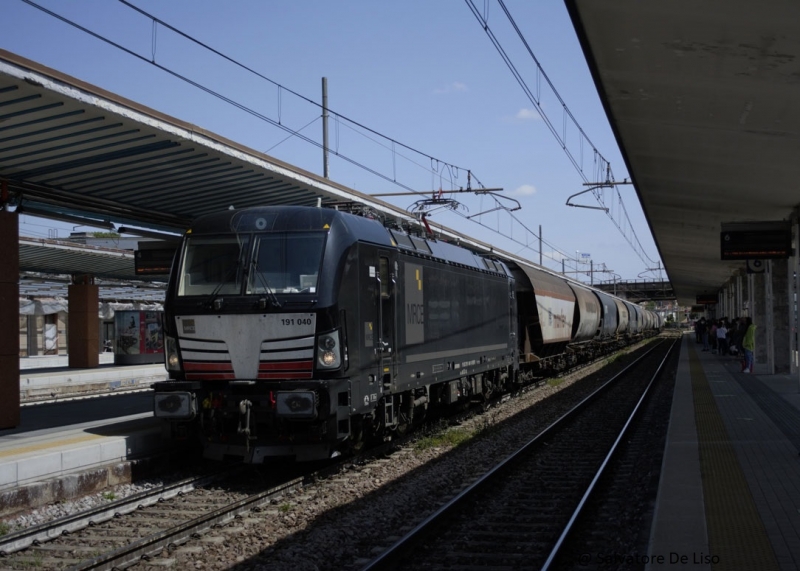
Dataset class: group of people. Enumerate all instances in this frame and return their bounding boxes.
[694,316,756,373]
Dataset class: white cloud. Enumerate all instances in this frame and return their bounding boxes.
[515,108,540,120]
[433,82,468,94]
[514,184,537,196]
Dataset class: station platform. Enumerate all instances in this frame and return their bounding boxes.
[0,412,167,512]
[1,357,172,517]
[647,334,800,570]
[19,354,166,402]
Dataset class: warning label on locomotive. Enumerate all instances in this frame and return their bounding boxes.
[405,263,424,345]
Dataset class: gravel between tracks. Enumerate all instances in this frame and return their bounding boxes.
[1,341,663,571]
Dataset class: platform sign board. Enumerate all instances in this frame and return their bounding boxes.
[720,221,792,260]
[695,294,718,305]
[135,243,177,276]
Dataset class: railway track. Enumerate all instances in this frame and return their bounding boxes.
[0,407,469,570]
[0,465,307,570]
[0,338,666,570]
[361,338,677,571]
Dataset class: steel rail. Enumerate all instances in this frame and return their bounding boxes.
[0,467,240,555]
[540,338,677,570]
[66,476,305,571]
[361,338,668,571]
[2,336,662,569]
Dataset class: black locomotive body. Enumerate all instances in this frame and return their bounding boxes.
[154,206,517,461]
[153,205,660,462]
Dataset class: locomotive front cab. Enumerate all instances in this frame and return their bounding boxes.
[154,207,353,462]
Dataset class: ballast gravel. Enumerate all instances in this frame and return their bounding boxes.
[1,344,654,571]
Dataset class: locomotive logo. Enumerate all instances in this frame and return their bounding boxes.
[405,264,424,345]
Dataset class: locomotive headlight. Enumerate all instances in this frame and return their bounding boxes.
[317,331,341,369]
[165,336,181,371]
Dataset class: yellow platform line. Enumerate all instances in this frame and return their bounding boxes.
[0,433,106,459]
[689,342,779,570]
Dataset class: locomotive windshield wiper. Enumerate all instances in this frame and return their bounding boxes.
[249,260,282,308]
[204,258,242,310]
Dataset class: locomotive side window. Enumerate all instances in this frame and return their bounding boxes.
[247,232,325,294]
[178,236,249,296]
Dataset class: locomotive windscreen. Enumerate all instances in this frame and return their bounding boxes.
[178,236,249,297]
[247,232,325,294]
[176,231,326,297]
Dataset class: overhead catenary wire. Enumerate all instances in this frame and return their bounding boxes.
[465,0,657,267]
[116,0,474,192]
[17,0,624,278]
[464,0,602,183]
[448,194,613,280]
[19,0,420,194]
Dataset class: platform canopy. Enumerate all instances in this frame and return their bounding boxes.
[0,48,524,286]
[0,49,425,235]
[566,0,800,306]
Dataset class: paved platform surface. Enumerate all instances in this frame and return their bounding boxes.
[19,353,116,370]
[19,354,166,402]
[1,357,169,515]
[0,412,161,491]
[647,334,800,571]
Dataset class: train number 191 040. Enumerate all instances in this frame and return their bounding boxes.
[282,317,313,326]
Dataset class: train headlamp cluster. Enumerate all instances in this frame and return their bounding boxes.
[154,392,196,419]
[165,336,181,371]
[275,390,317,419]
[317,331,341,369]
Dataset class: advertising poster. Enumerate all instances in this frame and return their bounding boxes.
[115,311,164,355]
[142,311,164,354]
[116,311,141,355]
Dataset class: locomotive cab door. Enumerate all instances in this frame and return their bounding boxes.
[377,252,397,389]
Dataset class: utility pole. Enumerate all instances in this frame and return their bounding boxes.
[539,225,542,267]
[322,77,329,178]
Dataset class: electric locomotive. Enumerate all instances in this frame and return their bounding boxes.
[153,205,517,462]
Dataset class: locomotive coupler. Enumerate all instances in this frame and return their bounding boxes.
[237,399,253,452]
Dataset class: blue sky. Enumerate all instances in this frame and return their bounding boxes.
[3,0,663,282]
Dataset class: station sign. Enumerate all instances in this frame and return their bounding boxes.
[135,242,178,276]
[720,221,792,260]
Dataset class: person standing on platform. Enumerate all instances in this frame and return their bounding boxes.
[716,319,728,356]
[728,317,742,357]
[710,320,718,354]
[742,317,756,373]
[698,318,709,351]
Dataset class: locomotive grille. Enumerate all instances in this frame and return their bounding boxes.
[180,338,234,380]
[178,335,315,380]
[258,336,314,379]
